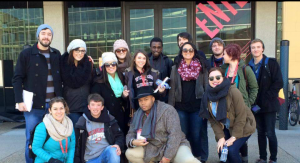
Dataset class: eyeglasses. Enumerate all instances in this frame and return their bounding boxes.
[115,49,128,53]
[74,49,86,54]
[182,48,194,53]
[104,62,117,68]
[209,75,222,81]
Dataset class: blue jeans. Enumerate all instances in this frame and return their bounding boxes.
[255,112,278,161]
[176,109,209,160]
[68,112,83,127]
[24,103,49,163]
[86,146,120,163]
[219,127,250,163]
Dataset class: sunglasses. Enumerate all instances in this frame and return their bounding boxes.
[209,75,222,81]
[182,48,194,53]
[104,62,117,68]
[74,49,86,54]
[115,49,128,53]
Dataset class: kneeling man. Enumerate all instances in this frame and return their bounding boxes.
[125,86,201,163]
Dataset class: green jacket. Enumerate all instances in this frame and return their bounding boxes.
[221,60,258,107]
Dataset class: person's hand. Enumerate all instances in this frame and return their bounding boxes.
[160,157,171,163]
[111,145,121,156]
[132,139,149,147]
[88,56,94,64]
[17,103,28,112]
[217,137,226,153]
[158,85,166,93]
[123,90,129,98]
[225,136,236,147]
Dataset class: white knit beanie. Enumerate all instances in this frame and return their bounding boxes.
[113,39,129,53]
[102,52,118,66]
[67,39,87,54]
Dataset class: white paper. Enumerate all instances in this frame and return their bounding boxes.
[15,90,33,112]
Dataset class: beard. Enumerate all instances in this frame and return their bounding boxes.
[214,52,223,57]
[38,38,51,47]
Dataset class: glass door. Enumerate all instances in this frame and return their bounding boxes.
[124,2,193,58]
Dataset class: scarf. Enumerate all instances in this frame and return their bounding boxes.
[43,114,73,141]
[108,73,124,98]
[61,52,92,89]
[132,101,157,139]
[177,58,201,81]
[199,78,231,124]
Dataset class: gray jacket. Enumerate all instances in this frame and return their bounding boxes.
[126,101,190,163]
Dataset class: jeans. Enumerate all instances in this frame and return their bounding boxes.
[24,103,49,163]
[219,127,250,163]
[255,112,278,161]
[86,146,120,163]
[68,112,83,127]
[176,109,208,160]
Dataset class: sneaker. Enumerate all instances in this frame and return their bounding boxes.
[256,159,267,163]
[269,160,277,163]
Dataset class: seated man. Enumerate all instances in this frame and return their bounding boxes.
[125,86,201,163]
[75,93,125,163]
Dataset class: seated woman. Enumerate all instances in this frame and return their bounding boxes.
[199,67,256,163]
[32,97,75,163]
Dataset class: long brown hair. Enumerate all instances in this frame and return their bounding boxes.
[49,97,70,114]
[68,48,86,65]
[129,49,151,75]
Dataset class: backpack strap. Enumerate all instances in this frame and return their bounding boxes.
[242,65,249,93]
[264,57,271,77]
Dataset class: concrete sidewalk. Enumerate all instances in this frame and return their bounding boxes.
[0,121,299,163]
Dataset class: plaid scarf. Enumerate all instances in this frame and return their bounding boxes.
[178,58,202,81]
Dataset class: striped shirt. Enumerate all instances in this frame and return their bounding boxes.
[39,49,55,102]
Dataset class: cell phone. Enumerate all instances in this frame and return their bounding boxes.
[123,85,128,91]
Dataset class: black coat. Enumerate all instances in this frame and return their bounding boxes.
[12,42,62,109]
[91,72,129,135]
[60,52,92,113]
[74,111,125,163]
[250,55,283,113]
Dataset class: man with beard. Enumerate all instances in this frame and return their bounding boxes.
[148,37,173,103]
[208,37,225,70]
[12,24,62,163]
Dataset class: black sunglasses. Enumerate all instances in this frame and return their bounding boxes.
[182,48,194,53]
[104,62,117,68]
[115,49,128,53]
[209,75,222,81]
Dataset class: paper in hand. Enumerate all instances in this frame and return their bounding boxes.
[15,90,33,112]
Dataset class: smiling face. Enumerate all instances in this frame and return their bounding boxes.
[104,61,117,76]
[134,52,147,70]
[115,48,128,61]
[211,42,224,57]
[38,29,52,48]
[88,100,104,118]
[178,36,189,48]
[72,47,86,62]
[49,102,66,123]
[250,42,264,59]
[208,70,224,88]
[182,44,195,61]
[151,42,162,58]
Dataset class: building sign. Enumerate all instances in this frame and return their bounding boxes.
[196,1,248,38]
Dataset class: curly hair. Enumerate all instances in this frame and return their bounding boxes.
[224,43,242,61]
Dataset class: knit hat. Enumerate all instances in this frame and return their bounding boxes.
[209,37,225,52]
[67,39,87,54]
[36,24,54,40]
[102,52,118,66]
[113,39,129,53]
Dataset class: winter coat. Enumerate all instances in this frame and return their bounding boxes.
[74,112,124,163]
[32,122,76,163]
[221,60,258,107]
[12,42,62,109]
[206,85,256,141]
[60,52,92,113]
[126,101,190,163]
[249,54,283,113]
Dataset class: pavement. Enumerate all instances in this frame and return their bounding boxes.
[0,121,299,163]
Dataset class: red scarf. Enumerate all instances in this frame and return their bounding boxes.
[178,58,202,81]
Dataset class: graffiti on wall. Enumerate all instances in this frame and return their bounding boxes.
[196,1,248,38]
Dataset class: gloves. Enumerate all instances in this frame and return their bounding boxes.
[48,158,63,163]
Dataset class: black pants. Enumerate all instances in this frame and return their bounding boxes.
[255,112,278,161]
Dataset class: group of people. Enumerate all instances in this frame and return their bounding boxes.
[12,24,283,163]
